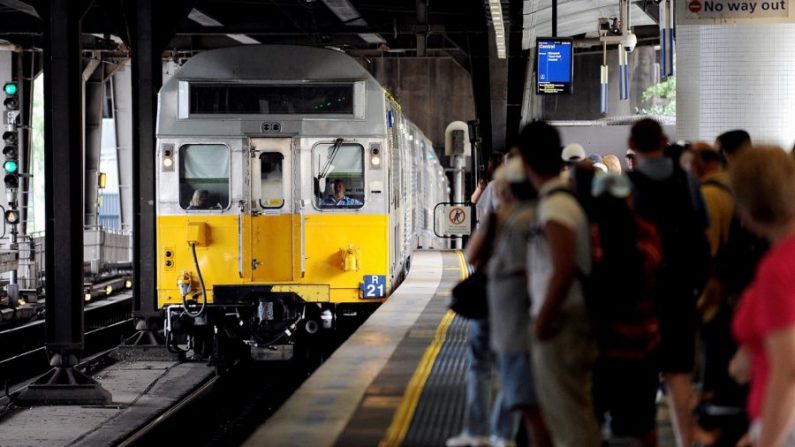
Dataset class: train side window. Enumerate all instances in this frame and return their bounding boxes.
[259,152,284,208]
[313,142,364,209]
[179,144,230,210]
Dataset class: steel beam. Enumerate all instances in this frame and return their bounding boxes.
[487,24,509,153]
[130,0,160,329]
[416,0,427,57]
[84,58,103,229]
[112,63,133,233]
[18,0,110,406]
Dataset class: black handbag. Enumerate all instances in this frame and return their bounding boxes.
[449,269,488,319]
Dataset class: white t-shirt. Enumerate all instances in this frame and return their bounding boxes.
[476,181,499,223]
[527,177,591,318]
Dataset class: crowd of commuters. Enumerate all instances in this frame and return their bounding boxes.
[448,118,795,447]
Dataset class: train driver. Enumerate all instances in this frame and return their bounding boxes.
[188,189,210,209]
[322,179,362,207]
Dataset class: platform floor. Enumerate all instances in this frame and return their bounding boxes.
[244,250,466,447]
[0,358,213,446]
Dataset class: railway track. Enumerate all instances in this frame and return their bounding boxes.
[0,293,135,387]
[119,319,364,446]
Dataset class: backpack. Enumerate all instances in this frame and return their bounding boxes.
[628,167,712,299]
[545,186,662,358]
[701,178,769,296]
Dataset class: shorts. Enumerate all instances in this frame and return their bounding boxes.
[593,355,659,438]
[656,290,697,373]
[496,352,537,410]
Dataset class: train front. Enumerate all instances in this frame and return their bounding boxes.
[154,46,393,361]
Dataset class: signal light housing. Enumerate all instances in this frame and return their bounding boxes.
[3,160,17,174]
[4,173,18,189]
[4,209,19,224]
[2,131,16,145]
[3,82,17,96]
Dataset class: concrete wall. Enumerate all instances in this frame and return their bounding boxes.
[360,57,477,154]
[677,24,795,149]
[525,45,658,121]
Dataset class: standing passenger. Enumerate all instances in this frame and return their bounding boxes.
[487,158,551,447]
[518,122,601,447]
[627,119,711,447]
[729,147,795,447]
[473,153,506,221]
[447,153,512,447]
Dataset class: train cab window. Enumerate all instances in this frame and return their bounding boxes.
[259,153,284,208]
[179,144,230,210]
[313,142,364,209]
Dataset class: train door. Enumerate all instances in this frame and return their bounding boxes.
[249,138,294,282]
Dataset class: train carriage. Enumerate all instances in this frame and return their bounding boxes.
[155,45,449,359]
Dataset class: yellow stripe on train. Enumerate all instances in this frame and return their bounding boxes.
[156,214,390,307]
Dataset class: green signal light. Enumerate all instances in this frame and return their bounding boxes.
[3,160,18,173]
[3,82,17,96]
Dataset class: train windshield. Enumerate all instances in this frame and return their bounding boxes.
[189,84,354,115]
[313,141,364,209]
[179,144,230,210]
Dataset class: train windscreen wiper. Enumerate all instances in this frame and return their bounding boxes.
[318,138,343,180]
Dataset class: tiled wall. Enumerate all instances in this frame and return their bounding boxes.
[677,24,795,149]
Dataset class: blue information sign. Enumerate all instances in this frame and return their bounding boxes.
[536,38,574,95]
[361,275,387,298]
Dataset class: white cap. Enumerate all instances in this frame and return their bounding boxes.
[561,143,586,162]
[592,173,632,199]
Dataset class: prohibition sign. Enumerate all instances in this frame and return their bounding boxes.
[448,207,466,225]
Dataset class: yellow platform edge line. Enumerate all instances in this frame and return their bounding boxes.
[379,251,467,447]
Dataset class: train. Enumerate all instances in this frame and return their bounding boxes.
[155,45,450,361]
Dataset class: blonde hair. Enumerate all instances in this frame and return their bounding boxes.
[730,146,795,226]
[601,154,622,174]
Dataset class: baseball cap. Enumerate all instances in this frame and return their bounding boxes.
[561,143,586,163]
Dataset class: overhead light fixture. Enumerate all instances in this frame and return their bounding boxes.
[189,9,260,45]
[321,0,386,45]
[188,9,223,27]
[358,33,386,44]
[321,0,367,26]
[228,34,260,45]
[488,0,507,59]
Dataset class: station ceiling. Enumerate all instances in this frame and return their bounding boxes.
[0,0,660,147]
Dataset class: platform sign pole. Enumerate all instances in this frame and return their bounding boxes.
[445,123,472,250]
[452,154,465,249]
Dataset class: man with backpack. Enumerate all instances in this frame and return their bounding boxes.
[627,119,712,447]
[518,121,601,447]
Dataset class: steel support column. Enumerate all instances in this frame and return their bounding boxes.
[84,59,103,229]
[112,63,133,233]
[126,0,163,346]
[18,0,110,405]
[416,0,427,57]
[487,24,509,153]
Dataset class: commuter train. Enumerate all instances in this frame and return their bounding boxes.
[155,45,449,360]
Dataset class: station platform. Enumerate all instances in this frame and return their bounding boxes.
[0,358,213,446]
[244,249,679,447]
[244,250,469,447]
